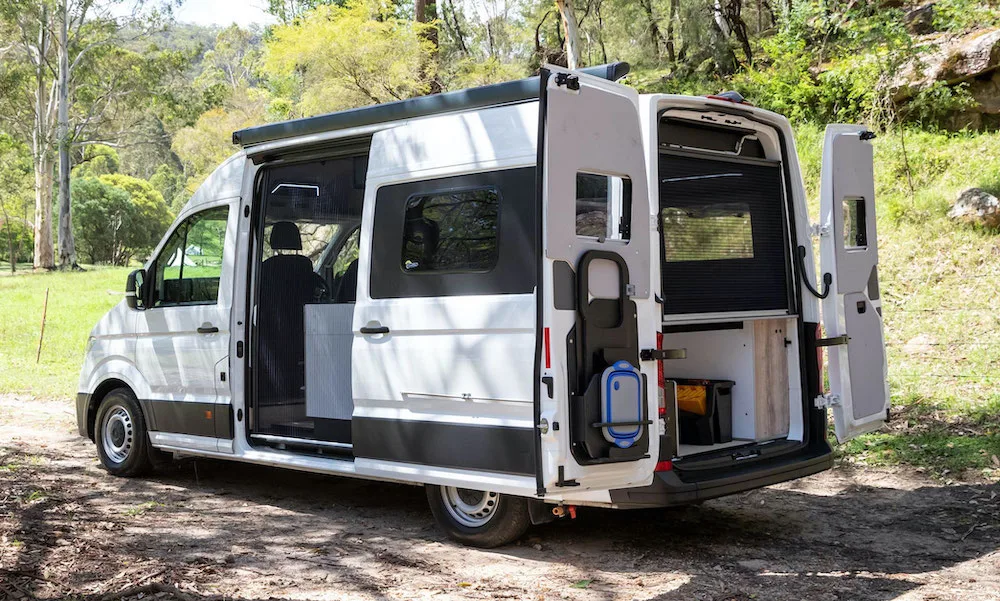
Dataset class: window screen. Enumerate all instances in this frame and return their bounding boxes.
[658,152,790,315]
[402,188,499,273]
[576,172,631,241]
[151,206,228,307]
[370,168,536,299]
[661,203,753,262]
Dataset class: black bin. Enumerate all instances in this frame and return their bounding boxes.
[673,379,735,445]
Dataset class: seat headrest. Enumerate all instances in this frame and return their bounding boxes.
[270,221,302,251]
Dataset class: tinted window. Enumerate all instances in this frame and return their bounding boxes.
[370,168,536,299]
[402,188,499,273]
[576,173,631,241]
[152,206,228,307]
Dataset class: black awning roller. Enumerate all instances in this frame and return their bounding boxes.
[232,62,630,148]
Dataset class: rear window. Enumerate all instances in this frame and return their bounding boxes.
[661,202,753,262]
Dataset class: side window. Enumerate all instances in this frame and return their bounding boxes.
[402,188,499,273]
[575,172,631,241]
[370,168,536,299]
[151,207,229,307]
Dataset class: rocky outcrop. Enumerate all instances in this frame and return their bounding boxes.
[947,188,1000,229]
[894,28,1000,128]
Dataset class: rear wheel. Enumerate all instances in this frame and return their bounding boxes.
[94,388,153,477]
[425,485,530,547]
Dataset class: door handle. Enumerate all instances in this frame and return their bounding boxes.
[197,323,219,334]
[360,324,390,335]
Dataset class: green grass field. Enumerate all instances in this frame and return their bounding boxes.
[0,265,131,398]
[0,126,998,479]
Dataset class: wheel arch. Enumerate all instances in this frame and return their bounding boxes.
[86,379,136,441]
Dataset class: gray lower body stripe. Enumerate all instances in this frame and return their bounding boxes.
[352,417,536,476]
[139,400,233,439]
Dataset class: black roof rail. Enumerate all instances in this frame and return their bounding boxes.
[232,62,630,148]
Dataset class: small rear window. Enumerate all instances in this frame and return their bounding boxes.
[575,172,631,241]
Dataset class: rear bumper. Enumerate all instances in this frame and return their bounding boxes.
[609,443,833,509]
[76,393,91,439]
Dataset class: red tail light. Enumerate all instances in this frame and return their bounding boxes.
[655,460,673,472]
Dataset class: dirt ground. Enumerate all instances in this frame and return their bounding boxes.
[1,395,998,601]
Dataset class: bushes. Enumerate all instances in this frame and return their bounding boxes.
[72,175,172,266]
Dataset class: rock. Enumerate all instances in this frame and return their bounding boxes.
[948,188,1000,229]
[904,3,936,35]
[893,28,1000,102]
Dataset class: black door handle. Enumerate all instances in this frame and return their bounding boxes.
[197,325,219,334]
[360,325,390,335]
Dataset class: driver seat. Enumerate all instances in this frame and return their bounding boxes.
[257,222,315,408]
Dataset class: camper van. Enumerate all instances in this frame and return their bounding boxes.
[76,63,889,548]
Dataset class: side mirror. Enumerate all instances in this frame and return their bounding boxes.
[126,269,146,310]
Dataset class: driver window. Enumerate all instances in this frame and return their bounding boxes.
[151,206,229,307]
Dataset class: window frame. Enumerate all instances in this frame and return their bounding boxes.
[368,167,537,300]
[574,171,633,243]
[147,205,230,309]
[399,184,503,276]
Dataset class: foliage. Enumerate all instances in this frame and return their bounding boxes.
[0,134,32,266]
[71,178,136,265]
[71,174,172,265]
[72,145,120,178]
[264,0,438,114]
[149,164,189,213]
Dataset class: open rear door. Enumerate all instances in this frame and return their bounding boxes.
[537,66,655,494]
[819,125,889,442]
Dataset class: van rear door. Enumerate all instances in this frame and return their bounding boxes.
[537,66,656,494]
[819,125,889,442]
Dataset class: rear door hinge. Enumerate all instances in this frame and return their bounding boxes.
[814,393,841,409]
[810,221,831,237]
[625,283,637,297]
[816,335,849,347]
[640,348,687,361]
[554,73,580,91]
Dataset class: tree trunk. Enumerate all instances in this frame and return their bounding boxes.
[555,0,581,69]
[666,0,679,63]
[415,0,442,94]
[33,154,54,270]
[1,200,14,273]
[57,0,75,269]
[639,0,662,58]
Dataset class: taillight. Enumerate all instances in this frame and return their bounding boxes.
[656,331,665,416]
[654,460,673,472]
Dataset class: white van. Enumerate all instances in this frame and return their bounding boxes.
[76,63,889,547]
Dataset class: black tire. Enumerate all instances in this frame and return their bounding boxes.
[425,485,530,548]
[94,388,153,477]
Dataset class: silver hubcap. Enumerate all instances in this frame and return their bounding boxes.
[442,487,499,528]
[102,405,134,464]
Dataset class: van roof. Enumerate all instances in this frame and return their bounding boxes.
[231,63,630,148]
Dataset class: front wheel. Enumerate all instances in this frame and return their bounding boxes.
[94,388,153,477]
[425,485,530,548]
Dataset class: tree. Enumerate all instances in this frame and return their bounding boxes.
[555,0,581,69]
[71,143,119,177]
[263,0,438,114]
[71,176,135,264]
[0,134,34,271]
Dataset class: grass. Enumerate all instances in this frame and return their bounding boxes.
[0,126,999,479]
[795,124,1000,480]
[0,265,131,398]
